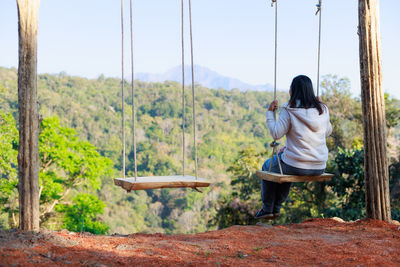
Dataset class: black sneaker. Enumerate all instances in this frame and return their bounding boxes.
[255,209,274,219]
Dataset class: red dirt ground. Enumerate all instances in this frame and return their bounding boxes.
[1,218,400,266]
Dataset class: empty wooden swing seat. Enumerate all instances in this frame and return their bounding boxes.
[256,171,333,183]
[114,175,211,191]
[114,1,211,192]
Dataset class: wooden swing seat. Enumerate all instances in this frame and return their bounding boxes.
[256,171,333,183]
[114,175,211,191]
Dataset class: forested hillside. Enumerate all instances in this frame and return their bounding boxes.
[0,67,399,234]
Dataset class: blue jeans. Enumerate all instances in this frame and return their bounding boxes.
[260,154,325,214]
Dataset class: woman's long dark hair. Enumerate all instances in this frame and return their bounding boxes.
[288,75,324,115]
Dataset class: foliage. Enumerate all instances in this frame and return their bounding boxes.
[0,112,17,177]
[385,93,400,130]
[0,67,399,233]
[0,112,18,228]
[320,75,363,151]
[325,148,365,220]
[325,147,400,221]
[39,117,113,225]
[389,158,400,221]
[211,196,259,228]
[0,111,112,231]
[212,147,264,228]
[57,193,109,234]
[228,147,265,201]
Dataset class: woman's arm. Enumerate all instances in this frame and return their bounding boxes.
[326,120,333,137]
[266,101,290,140]
[324,105,333,137]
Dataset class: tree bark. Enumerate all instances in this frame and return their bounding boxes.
[17,0,40,231]
[358,0,391,221]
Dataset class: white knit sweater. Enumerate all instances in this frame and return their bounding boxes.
[266,102,332,169]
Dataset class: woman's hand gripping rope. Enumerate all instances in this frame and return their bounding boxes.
[268,100,278,112]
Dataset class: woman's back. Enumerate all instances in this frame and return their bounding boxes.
[256,75,332,220]
[266,75,332,169]
[278,103,331,169]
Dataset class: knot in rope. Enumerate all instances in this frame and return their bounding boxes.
[271,0,276,7]
[270,140,280,148]
[268,140,283,174]
[315,0,322,15]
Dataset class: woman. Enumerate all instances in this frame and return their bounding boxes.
[255,75,332,219]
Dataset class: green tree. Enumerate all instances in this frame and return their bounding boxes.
[325,147,399,221]
[211,147,264,228]
[390,160,400,221]
[0,112,18,177]
[0,114,113,229]
[228,147,264,201]
[39,117,113,223]
[0,112,18,228]
[320,75,363,151]
[384,93,400,221]
[385,93,400,130]
[58,193,109,234]
[325,148,365,220]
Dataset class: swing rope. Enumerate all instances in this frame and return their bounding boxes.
[270,0,278,120]
[130,0,138,180]
[316,0,322,97]
[120,0,199,181]
[181,0,186,177]
[267,0,324,176]
[121,0,126,179]
[188,0,198,179]
[181,0,198,179]
[268,0,284,176]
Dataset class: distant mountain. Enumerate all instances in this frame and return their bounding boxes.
[136,65,273,91]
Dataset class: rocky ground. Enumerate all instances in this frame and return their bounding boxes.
[1,218,400,266]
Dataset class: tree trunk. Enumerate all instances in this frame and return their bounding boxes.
[17,0,40,231]
[358,0,391,221]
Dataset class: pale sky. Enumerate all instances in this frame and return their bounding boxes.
[0,0,399,98]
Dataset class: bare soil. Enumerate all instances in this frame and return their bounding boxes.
[1,218,400,266]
